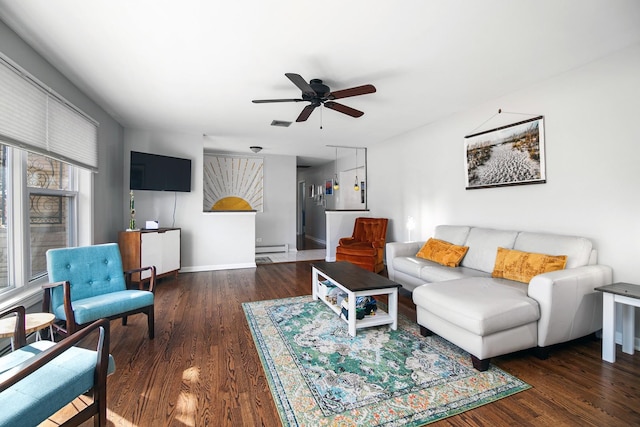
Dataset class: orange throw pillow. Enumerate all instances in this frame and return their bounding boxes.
[492,247,567,283]
[416,238,469,267]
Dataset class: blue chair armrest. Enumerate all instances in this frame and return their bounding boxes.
[124,265,157,292]
[0,318,112,427]
[0,306,26,350]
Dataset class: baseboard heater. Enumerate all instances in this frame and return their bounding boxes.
[255,244,289,254]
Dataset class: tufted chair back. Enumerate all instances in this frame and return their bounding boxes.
[47,243,127,310]
[352,217,388,248]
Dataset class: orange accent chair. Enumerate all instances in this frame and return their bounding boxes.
[335,217,389,273]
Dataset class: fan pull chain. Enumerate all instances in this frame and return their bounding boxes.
[320,105,323,129]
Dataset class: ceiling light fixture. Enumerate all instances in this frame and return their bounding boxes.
[270,120,291,127]
[250,146,262,153]
[354,148,360,192]
[333,147,340,190]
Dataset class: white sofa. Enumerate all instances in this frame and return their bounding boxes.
[386,225,612,371]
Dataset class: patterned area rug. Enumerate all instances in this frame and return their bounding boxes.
[243,295,530,426]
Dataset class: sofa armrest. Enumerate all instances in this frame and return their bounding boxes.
[372,238,387,249]
[385,241,424,280]
[338,237,356,246]
[528,264,613,347]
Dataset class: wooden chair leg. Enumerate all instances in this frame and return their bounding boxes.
[147,307,155,339]
[122,316,128,326]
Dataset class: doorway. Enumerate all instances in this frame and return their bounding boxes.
[297,179,325,251]
[297,180,306,245]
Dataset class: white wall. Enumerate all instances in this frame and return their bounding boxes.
[368,43,640,284]
[255,154,297,248]
[124,129,296,270]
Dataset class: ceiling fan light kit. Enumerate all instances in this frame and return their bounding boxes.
[252,73,376,123]
[270,120,291,127]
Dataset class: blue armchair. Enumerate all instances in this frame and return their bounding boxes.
[0,306,114,426]
[43,243,156,338]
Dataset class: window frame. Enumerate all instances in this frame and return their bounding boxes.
[26,160,78,281]
[0,145,84,302]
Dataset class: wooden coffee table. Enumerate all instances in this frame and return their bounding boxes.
[311,261,402,337]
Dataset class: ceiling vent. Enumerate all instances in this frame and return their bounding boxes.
[271,120,292,127]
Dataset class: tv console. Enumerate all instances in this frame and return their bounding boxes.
[119,227,181,283]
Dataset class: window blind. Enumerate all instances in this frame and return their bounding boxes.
[0,53,99,172]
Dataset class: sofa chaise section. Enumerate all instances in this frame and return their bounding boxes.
[386,225,612,370]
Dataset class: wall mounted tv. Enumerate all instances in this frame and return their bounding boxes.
[130,151,192,192]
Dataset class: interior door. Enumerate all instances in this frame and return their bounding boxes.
[297,180,306,238]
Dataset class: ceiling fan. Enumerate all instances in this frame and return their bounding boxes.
[252,73,376,122]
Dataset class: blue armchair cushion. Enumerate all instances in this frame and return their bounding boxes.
[52,290,154,325]
[0,341,54,375]
[0,341,115,427]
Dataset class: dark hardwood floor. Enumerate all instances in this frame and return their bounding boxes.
[48,262,640,426]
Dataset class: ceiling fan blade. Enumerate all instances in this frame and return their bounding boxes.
[252,98,304,103]
[327,84,376,100]
[324,101,364,118]
[285,73,316,97]
[296,104,316,122]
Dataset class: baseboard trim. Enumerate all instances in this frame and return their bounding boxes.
[256,244,289,254]
[181,263,257,272]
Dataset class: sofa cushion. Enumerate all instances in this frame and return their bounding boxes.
[416,238,469,267]
[420,264,491,282]
[412,277,540,336]
[392,256,433,278]
[433,225,471,245]
[513,232,593,269]
[460,228,518,273]
[336,242,377,256]
[492,247,567,283]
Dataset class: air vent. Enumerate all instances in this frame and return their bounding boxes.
[271,120,292,127]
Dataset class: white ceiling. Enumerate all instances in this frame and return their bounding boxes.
[1,0,639,166]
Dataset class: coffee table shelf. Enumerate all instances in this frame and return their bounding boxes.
[319,289,393,326]
[312,261,401,337]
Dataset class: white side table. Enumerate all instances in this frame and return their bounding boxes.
[595,282,640,363]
